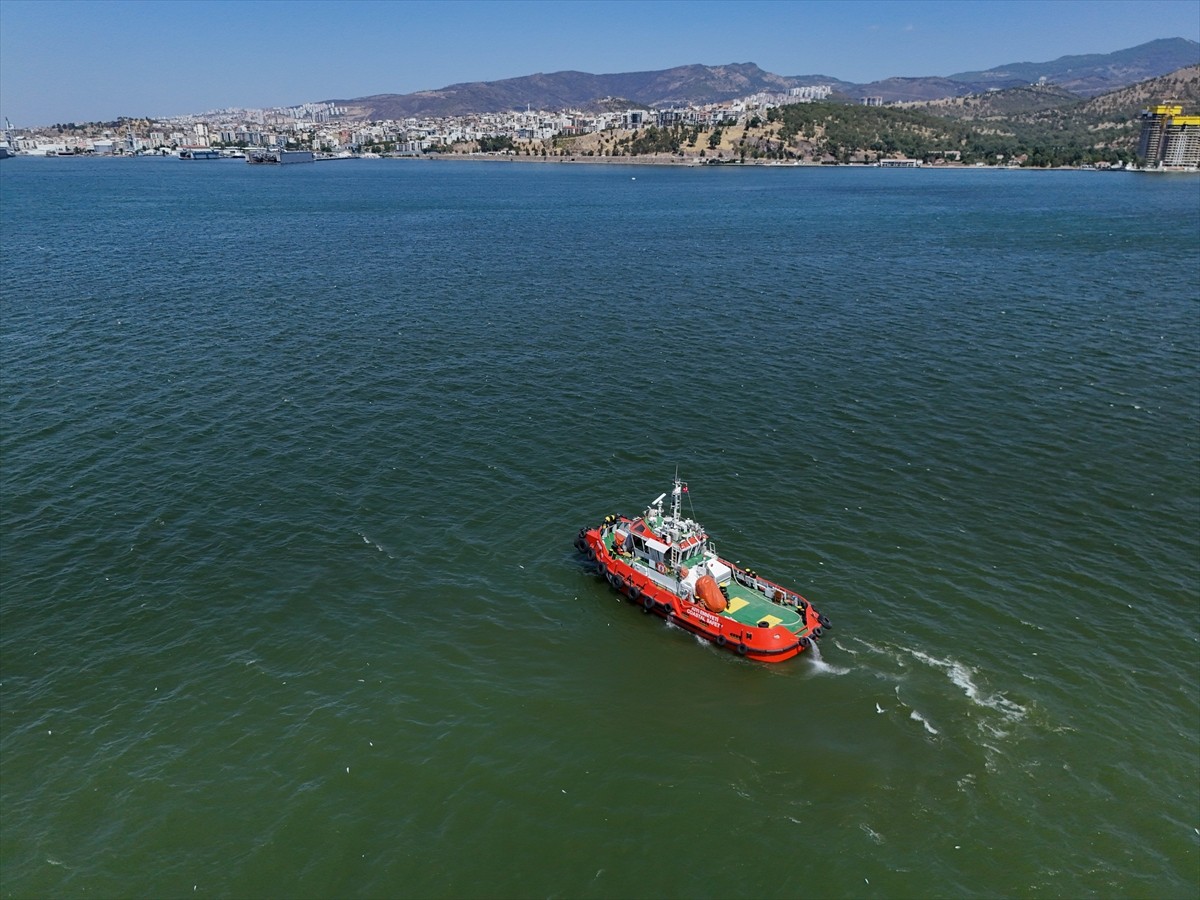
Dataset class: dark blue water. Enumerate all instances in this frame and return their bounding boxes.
[2,158,1198,898]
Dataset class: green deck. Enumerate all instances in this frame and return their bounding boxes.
[604,533,808,634]
[718,579,806,632]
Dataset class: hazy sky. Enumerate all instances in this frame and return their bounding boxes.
[1,0,1197,126]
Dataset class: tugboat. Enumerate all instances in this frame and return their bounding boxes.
[575,477,831,663]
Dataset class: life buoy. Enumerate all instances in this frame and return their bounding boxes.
[736,643,748,656]
[656,562,666,574]
[679,565,689,578]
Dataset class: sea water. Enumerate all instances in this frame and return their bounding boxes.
[2,157,1197,898]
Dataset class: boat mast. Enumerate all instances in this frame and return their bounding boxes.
[670,472,684,567]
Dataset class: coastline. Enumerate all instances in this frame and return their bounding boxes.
[3,152,1180,172]
[380,154,1143,171]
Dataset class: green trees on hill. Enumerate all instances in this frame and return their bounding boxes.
[771,102,974,162]
[767,100,1136,166]
[615,125,683,155]
[477,135,515,153]
[523,92,1150,166]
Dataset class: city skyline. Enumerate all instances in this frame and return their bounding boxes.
[1,0,1198,127]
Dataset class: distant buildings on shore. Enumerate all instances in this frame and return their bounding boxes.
[5,93,1196,171]
[1137,104,1200,169]
[2,89,840,157]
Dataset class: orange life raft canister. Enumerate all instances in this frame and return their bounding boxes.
[695,575,726,613]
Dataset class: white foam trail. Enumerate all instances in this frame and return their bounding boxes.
[910,709,939,735]
[856,638,889,656]
[806,640,850,675]
[357,532,395,559]
[907,648,1027,720]
[852,637,909,673]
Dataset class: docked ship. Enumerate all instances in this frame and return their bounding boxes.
[179,148,222,160]
[575,477,831,663]
[246,149,314,165]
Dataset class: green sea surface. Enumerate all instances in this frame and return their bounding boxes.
[1,158,1197,898]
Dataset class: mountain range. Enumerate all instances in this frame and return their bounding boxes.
[325,38,1199,120]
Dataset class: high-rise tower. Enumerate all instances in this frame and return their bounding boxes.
[1137,104,1200,169]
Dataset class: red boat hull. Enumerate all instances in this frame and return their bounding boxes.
[577,521,827,663]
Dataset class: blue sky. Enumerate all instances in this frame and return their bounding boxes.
[1,0,1197,126]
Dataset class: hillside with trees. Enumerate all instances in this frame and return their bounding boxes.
[540,65,1200,168]
[906,64,1200,165]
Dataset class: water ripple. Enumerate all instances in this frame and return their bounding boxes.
[2,160,1197,899]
